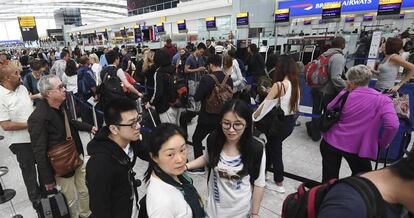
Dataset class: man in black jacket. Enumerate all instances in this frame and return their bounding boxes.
[86,98,149,218]
[189,54,233,174]
[28,75,95,218]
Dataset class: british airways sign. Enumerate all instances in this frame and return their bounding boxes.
[278,0,414,17]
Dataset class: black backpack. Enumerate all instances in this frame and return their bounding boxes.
[282,176,386,218]
[98,66,126,107]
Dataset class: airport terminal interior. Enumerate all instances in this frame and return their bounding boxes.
[0,0,414,217]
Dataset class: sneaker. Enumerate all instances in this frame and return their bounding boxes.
[266,181,286,193]
[187,168,205,175]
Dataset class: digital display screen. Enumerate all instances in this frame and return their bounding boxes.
[322,8,341,19]
[156,23,165,33]
[177,20,186,31]
[345,17,355,22]
[275,9,290,23]
[134,27,141,43]
[363,15,374,21]
[206,17,216,30]
[400,13,405,18]
[120,28,127,37]
[378,3,402,16]
[236,12,249,26]
[237,17,249,26]
[304,20,312,25]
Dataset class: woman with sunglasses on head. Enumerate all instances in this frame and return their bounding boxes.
[186,99,266,218]
[145,123,206,218]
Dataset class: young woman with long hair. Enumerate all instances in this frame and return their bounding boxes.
[187,99,266,218]
[253,54,300,193]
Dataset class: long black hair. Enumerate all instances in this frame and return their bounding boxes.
[144,123,187,182]
[208,99,259,177]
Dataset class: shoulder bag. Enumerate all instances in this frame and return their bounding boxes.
[47,110,83,177]
[320,91,350,132]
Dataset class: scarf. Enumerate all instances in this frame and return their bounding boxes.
[153,165,206,218]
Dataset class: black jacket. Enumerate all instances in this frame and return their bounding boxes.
[28,99,93,186]
[150,65,176,114]
[194,71,233,125]
[86,127,149,218]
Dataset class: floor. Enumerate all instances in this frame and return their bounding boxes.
[0,106,386,218]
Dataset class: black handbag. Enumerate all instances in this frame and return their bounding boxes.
[255,83,286,137]
[320,91,350,132]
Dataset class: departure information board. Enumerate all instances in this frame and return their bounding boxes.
[363,13,374,21]
[378,0,402,16]
[345,15,355,22]
[177,20,187,31]
[322,2,342,20]
[304,19,312,25]
[18,16,39,41]
[156,22,165,33]
[134,26,141,43]
[236,12,249,27]
[275,9,290,23]
[206,17,216,30]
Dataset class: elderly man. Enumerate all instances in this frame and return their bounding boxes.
[0,65,41,211]
[28,75,96,218]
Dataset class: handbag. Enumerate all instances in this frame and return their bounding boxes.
[320,91,350,132]
[39,191,70,218]
[255,83,286,137]
[47,110,83,177]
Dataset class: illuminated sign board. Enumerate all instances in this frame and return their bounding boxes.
[236,12,249,26]
[18,16,39,41]
[177,20,187,32]
[134,25,141,43]
[345,15,355,22]
[322,2,342,20]
[156,22,165,33]
[120,27,127,37]
[275,9,290,23]
[278,0,414,17]
[400,12,405,19]
[206,17,216,30]
[363,13,375,21]
[304,18,313,25]
[378,0,402,16]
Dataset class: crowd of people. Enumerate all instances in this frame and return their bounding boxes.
[0,34,413,218]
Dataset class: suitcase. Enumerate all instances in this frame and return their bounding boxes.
[39,192,71,218]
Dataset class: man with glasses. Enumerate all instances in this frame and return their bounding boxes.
[86,97,149,218]
[0,65,41,213]
[28,75,95,218]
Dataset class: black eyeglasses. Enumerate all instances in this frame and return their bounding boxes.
[114,116,142,129]
[221,121,245,131]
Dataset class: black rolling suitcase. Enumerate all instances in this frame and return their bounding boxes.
[39,192,70,218]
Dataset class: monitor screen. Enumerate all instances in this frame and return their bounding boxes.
[378,3,401,16]
[304,20,312,25]
[400,13,405,19]
[156,24,165,33]
[237,17,249,26]
[363,15,374,21]
[178,22,186,31]
[345,17,355,22]
[322,8,341,20]
[275,9,290,23]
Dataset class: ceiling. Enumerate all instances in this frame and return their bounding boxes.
[0,0,128,23]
